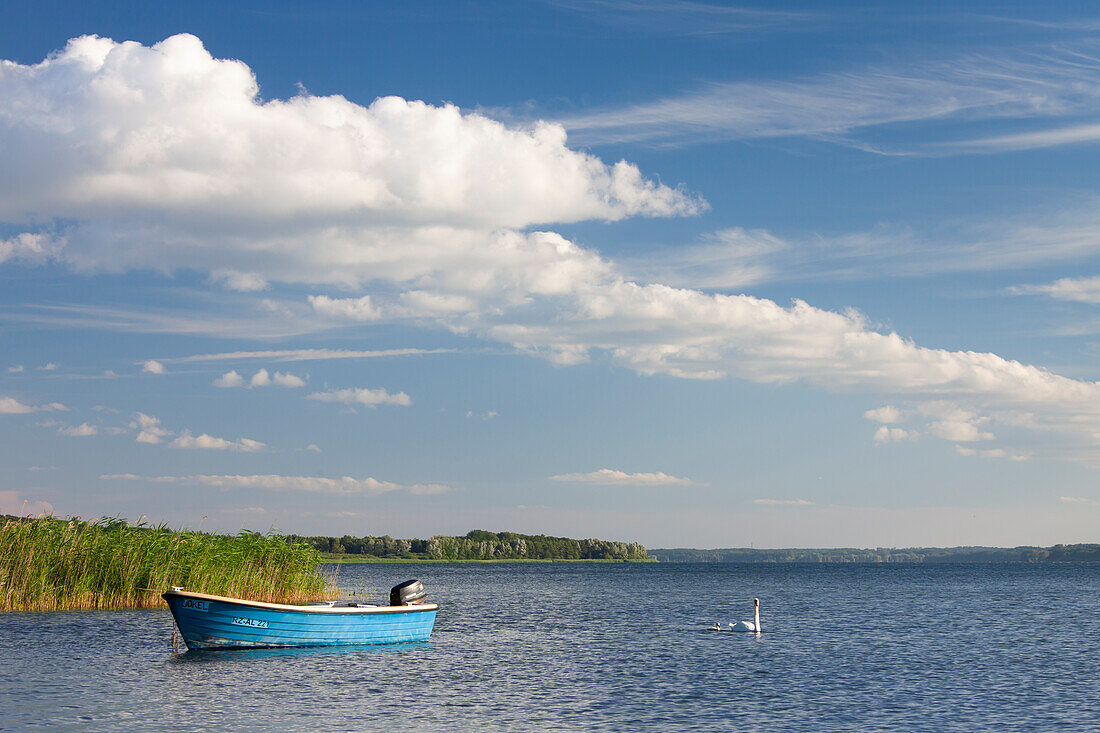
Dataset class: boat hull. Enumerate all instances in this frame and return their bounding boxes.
[163,590,437,650]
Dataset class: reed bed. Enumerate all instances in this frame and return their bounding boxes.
[0,516,333,611]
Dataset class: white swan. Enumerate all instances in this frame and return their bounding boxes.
[729,598,760,632]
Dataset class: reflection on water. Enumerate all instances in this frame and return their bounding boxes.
[2,563,1098,731]
[170,640,433,665]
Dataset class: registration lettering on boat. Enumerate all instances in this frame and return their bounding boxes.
[231,616,269,629]
[180,599,209,612]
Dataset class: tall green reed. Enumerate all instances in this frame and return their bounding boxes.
[0,516,333,611]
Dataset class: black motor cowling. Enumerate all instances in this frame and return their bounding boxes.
[390,579,427,606]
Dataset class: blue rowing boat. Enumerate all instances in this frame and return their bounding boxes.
[163,581,437,650]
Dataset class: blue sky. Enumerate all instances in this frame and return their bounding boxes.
[2,1,1100,547]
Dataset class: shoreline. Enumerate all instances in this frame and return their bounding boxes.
[319,555,658,564]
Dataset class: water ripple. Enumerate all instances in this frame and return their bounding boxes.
[1,563,1097,731]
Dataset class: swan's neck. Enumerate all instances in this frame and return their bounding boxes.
[754,604,760,632]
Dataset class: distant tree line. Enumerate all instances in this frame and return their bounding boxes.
[648,544,1100,563]
[285,529,650,561]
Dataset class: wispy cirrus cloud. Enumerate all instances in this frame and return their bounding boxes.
[943,122,1100,154]
[549,469,695,485]
[547,0,811,36]
[753,498,814,506]
[100,473,453,495]
[158,348,454,364]
[623,228,783,289]
[1010,275,1100,304]
[627,202,1100,288]
[4,300,332,339]
[557,46,1100,151]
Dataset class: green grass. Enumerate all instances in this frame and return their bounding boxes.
[0,516,333,611]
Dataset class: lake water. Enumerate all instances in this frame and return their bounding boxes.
[2,562,1098,731]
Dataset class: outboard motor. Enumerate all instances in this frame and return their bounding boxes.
[390,579,428,606]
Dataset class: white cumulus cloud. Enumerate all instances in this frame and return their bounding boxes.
[130,412,170,444]
[250,369,271,388]
[308,295,381,321]
[213,370,244,387]
[0,34,698,287]
[271,371,306,387]
[100,472,451,495]
[0,396,67,414]
[241,368,306,388]
[864,405,903,424]
[58,422,97,436]
[549,469,694,485]
[956,445,1023,460]
[0,232,61,265]
[933,421,994,442]
[210,269,268,292]
[0,490,54,516]
[169,431,266,452]
[142,359,166,374]
[307,387,411,408]
[5,35,1100,465]
[873,426,916,443]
